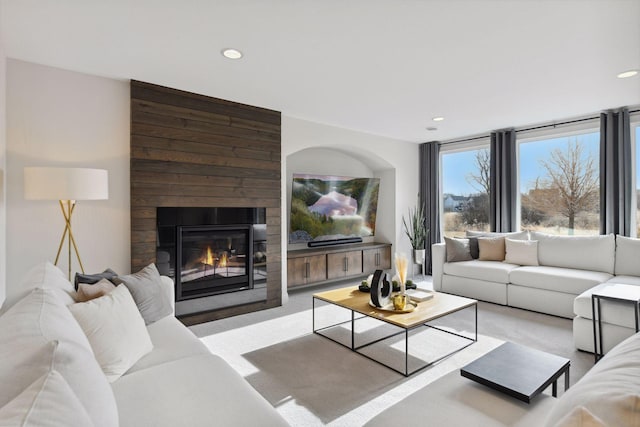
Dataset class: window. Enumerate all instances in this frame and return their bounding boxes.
[440,144,490,237]
[518,130,600,235]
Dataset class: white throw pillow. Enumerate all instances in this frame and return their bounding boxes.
[0,289,118,427]
[1,262,75,313]
[504,238,539,266]
[0,369,95,427]
[69,284,153,382]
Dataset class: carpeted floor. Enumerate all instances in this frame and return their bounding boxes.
[190,277,595,426]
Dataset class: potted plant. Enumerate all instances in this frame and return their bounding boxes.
[402,201,428,267]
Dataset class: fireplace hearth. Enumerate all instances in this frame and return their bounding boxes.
[157,207,267,316]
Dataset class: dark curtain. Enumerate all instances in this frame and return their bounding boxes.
[600,108,632,236]
[419,142,440,274]
[490,129,517,232]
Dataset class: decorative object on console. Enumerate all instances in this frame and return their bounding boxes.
[24,167,109,279]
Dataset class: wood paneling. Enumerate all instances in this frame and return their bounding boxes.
[130,81,282,322]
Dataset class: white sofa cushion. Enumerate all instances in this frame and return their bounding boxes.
[0,289,118,427]
[504,238,539,266]
[112,354,288,427]
[69,284,153,382]
[509,266,612,295]
[615,235,640,276]
[1,262,75,313]
[126,315,210,374]
[443,260,518,284]
[574,282,640,328]
[0,369,95,427]
[607,275,640,286]
[545,331,640,426]
[531,232,615,274]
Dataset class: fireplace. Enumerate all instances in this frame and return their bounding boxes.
[177,225,253,300]
[157,207,267,315]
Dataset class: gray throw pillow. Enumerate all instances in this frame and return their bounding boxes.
[114,264,172,325]
[74,268,118,291]
[468,237,480,259]
[444,237,473,262]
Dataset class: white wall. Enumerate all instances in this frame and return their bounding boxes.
[5,60,130,305]
[281,116,420,296]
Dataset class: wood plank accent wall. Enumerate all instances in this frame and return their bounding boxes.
[130,80,282,324]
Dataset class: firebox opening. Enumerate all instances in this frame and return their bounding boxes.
[177,225,253,301]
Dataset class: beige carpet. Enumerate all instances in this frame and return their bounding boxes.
[199,303,503,426]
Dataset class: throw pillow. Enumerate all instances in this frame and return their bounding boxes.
[477,236,506,261]
[74,268,118,291]
[114,263,172,325]
[69,285,153,382]
[76,279,116,303]
[504,238,539,266]
[468,237,480,259]
[1,262,75,313]
[444,237,472,262]
[0,369,95,427]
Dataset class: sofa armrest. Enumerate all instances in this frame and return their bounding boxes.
[160,276,175,315]
[432,243,446,291]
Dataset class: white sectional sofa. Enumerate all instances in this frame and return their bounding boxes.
[0,262,288,427]
[433,231,640,353]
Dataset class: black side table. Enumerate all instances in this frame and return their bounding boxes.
[591,284,640,363]
[460,342,570,403]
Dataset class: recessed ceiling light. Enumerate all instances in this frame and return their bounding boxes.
[432,117,445,122]
[221,48,243,60]
[617,70,638,79]
[426,127,438,131]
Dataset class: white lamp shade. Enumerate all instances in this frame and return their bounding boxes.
[24,167,109,201]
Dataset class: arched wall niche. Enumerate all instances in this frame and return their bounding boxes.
[285,146,395,252]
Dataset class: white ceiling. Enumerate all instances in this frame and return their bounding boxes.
[2,0,639,143]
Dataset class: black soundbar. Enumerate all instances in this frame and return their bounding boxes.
[307,237,363,247]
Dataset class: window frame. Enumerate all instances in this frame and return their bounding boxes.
[516,120,601,234]
[439,138,491,238]
[631,113,640,237]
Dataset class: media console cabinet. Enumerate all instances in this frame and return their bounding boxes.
[287,242,392,289]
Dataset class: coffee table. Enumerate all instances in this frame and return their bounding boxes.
[312,286,477,376]
[460,342,570,403]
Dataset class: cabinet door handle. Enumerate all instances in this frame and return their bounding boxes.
[375,252,380,266]
[305,261,310,278]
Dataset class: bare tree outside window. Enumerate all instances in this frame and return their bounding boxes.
[521,139,599,234]
[441,147,490,237]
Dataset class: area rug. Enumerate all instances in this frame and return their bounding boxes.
[199,304,504,426]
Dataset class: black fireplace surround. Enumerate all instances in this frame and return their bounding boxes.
[156,207,267,302]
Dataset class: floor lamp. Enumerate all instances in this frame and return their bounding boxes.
[24,167,109,279]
